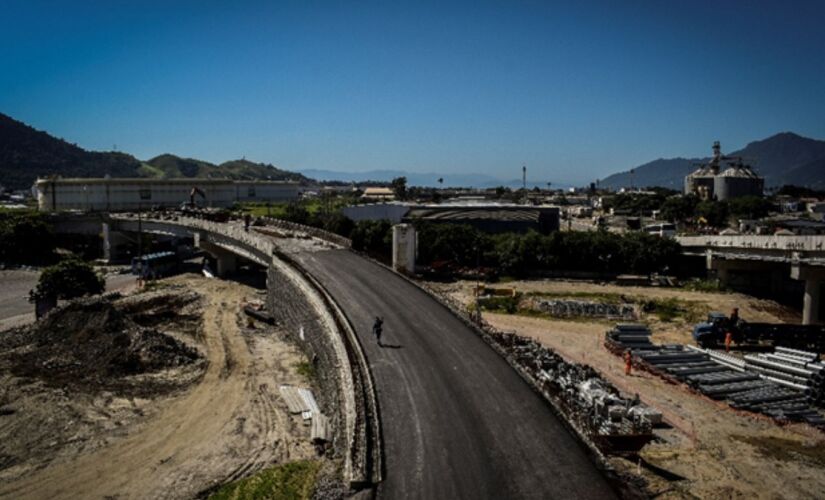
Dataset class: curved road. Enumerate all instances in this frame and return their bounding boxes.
[299,250,616,499]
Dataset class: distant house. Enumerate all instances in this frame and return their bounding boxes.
[361,187,395,201]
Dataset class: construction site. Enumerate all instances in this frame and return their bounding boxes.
[0,205,822,499]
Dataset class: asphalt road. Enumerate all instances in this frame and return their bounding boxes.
[299,250,616,500]
[0,270,137,330]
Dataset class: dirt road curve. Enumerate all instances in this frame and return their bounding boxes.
[0,278,312,499]
[298,250,616,499]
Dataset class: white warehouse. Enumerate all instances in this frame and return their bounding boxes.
[35,177,302,212]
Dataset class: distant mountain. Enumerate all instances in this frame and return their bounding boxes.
[599,132,825,190]
[144,155,310,183]
[298,168,567,189]
[0,113,311,190]
[0,113,143,190]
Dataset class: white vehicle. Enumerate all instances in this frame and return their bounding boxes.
[643,223,676,237]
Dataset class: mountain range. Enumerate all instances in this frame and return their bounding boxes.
[599,132,825,190]
[0,113,310,190]
[3,112,824,192]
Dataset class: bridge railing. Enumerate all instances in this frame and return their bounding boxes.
[678,234,825,252]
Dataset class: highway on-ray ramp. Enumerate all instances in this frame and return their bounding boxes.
[298,250,616,499]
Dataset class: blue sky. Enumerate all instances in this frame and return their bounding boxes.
[2,0,824,184]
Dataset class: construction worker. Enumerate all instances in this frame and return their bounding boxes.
[372,316,384,347]
[725,330,733,353]
[624,349,632,376]
[730,307,739,326]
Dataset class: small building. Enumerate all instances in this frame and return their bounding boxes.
[404,203,560,234]
[342,202,411,224]
[361,187,395,201]
[35,177,301,212]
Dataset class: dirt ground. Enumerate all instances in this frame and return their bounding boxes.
[434,279,825,500]
[0,274,324,499]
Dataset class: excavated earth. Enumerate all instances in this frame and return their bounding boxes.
[0,276,325,499]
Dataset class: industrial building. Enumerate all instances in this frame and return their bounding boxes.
[684,141,764,201]
[35,177,301,212]
[343,201,560,234]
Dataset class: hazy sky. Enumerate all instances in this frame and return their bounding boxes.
[2,1,824,184]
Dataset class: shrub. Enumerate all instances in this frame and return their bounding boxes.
[31,258,104,301]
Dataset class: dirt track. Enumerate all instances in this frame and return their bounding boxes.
[0,276,315,499]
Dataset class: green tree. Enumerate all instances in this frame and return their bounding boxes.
[728,196,773,220]
[660,195,699,223]
[351,220,392,257]
[0,211,56,265]
[391,176,408,200]
[283,201,310,225]
[31,258,104,301]
[696,200,729,227]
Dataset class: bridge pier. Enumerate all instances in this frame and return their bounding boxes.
[792,264,825,325]
[198,239,238,277]
[392,224,417,274]
[102,222,134,263]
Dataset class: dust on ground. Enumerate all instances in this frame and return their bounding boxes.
[0,274,329,499]
[433,279,824,500]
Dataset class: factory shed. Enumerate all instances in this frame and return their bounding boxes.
[404,204,560,234]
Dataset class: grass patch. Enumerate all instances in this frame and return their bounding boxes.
[209,460,321,500]
[640,297,707,323]
[682,278,728,293]
[477,294,521,314]
[524,290,628,305]
[295,361,316,381]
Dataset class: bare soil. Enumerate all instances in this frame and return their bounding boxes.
[0,274,324,499]
[433,279,825,500]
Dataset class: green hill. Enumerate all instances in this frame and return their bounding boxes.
[0,112,312,190]
[0,113,144,190]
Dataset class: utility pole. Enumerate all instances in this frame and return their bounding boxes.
[137,202,143,260]
[522,164,527,205]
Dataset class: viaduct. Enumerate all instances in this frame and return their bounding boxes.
[678,234,825,325]
[51,213,617,499]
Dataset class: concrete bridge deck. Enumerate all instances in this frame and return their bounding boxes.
[103,215,616,498]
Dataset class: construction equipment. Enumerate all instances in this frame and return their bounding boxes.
[692,312,825,353]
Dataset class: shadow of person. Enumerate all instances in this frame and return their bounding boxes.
[379,343,403,349]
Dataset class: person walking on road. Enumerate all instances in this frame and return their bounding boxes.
[372,316,384,347]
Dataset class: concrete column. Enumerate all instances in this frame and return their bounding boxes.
[102,223,133,263]
[803,278,822,325]
[198,238,238,277]
[791,264,825,325]
[392,224,416,275]
[215,253,237,277]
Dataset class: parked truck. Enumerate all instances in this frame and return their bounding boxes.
[692,312,825,353]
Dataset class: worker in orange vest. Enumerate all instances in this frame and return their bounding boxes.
[624,349,632,376]
[724,331,733,353]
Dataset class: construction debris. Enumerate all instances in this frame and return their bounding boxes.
[493,332,659,454]
[279,385,330,442]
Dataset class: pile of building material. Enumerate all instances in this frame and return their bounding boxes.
[279,385,331,443]
[604,326,825,428]
[532,299,636,320]
[494,333,659,454]
[742,347,825,406]
[604,324,663,352]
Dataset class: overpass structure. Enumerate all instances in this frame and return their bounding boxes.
[89,214,617,498]
[678,235,825,324]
